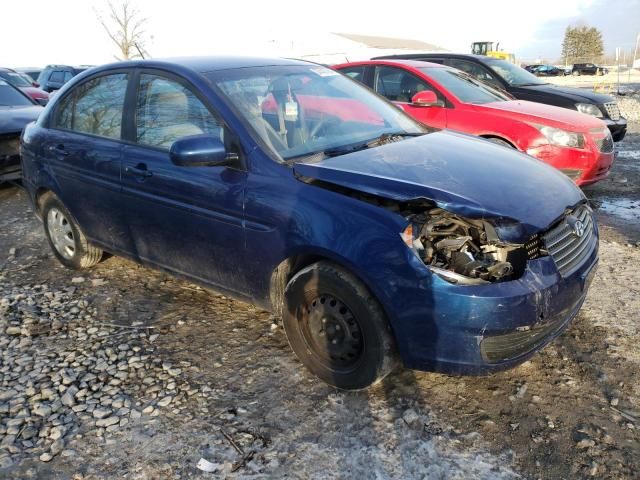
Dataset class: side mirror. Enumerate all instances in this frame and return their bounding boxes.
[411,90,443,107]
[32,81,40,88]
[170,135,237,167]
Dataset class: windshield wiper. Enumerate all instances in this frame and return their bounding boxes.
[512,82,546,87]
[286,132,425,164]
[322,132,424,158]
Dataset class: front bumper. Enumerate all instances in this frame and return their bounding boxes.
[526,143,614,187]
[604,117,627,142]
[387,232,598,375]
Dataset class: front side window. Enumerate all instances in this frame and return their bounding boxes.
[53,73,128,139]
[340,66,366,83]
[421,67,509,104]
[136,74,223,150]
[63,71,74,83]
[483,58,546,87]
[374,66,433,103]
[445,59,502,89]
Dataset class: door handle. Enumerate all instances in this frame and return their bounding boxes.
[125,164,153,178]
[48,144,69,156]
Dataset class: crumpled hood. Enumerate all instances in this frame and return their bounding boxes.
[0,106,43,135]
[294,130,584,240]
[518,83,614,104]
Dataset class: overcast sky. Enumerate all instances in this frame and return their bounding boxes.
[1,0,639,67]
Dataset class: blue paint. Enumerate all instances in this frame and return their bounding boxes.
[21,57,598,374]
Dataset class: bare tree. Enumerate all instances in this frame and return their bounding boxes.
[97,1,148,60]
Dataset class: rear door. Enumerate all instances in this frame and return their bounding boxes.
[372,65,447,129]
[120,70,248,293]
[43,71,132,252]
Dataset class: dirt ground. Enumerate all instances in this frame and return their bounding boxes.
[1,126,639,479]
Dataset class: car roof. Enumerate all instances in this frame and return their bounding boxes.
[374,53,493,63]
[340,59,446,69]
[88,56,313,75]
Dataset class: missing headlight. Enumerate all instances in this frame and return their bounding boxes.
[402,207,528,284]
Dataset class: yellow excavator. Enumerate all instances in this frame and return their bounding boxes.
[471,41,515,63]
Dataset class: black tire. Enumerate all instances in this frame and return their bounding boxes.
[486,137,514,148]
[282,261,399,390]
[42,194,103,270]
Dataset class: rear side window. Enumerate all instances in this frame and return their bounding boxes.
[49,71,65,83]
[52,73,128,139]
[135,74,222,150]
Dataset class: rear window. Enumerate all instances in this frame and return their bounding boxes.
[0,80,33,106]
[0,71,32,88]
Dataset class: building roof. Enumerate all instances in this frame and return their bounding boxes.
[333,33,448,52]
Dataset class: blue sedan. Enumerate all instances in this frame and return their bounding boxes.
[20,57,598,389]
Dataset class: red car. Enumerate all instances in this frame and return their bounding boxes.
[334,60,614,186]
[0,68,49,105]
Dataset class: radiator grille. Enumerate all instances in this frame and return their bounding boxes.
[595,132,614,153]
[543,205,596,276]
[603,102,621,121]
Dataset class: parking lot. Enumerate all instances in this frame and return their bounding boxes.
[0,95,639,479]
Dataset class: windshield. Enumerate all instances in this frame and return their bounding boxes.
[0,80,33,106]
[421,67,509,104]
[484,59,546,86]
[0,71,32,88]
[209,65,425,161]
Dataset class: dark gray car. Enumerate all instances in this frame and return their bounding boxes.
[0,80,42,181]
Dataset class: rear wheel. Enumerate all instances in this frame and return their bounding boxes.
[42,195,103,270]
[282,262,399,390]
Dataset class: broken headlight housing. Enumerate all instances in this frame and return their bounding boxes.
[401,207,528,285]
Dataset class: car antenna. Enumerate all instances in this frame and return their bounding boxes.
[134,43,146,60]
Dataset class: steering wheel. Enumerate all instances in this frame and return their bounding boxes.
[307,116,335,140]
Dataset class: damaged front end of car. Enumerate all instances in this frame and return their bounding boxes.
[0,134,22,182]
[397,201,541,286]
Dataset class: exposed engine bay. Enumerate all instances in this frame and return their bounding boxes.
[0,134,21,181]
[402,206,531,285]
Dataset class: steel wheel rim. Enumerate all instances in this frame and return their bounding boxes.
[299,294,364,371]
[47,207,76,259]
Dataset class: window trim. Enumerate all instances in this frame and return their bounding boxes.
[48,68,132,143]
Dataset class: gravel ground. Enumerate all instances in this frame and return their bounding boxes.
[1,106,639,479]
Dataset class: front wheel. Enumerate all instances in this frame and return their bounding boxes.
[42,195,103,270]
[282,262,399,390]
[486,137,514,148]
